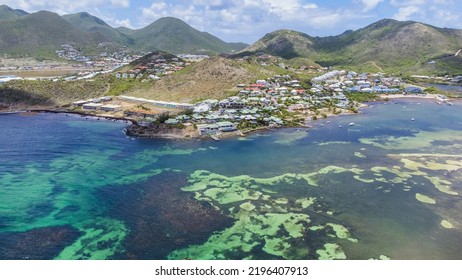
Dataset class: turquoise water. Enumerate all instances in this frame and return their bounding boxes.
[1,101,462,260]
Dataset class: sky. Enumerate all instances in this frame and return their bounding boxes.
[1,0,461,43]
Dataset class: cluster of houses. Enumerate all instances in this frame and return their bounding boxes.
[162,74,358,135]
[69,66,446,137]
[55,44,143,70]
[311,70,403,94]
[56,44,90,63]
[115,54,189,81]
[165,70,431,136]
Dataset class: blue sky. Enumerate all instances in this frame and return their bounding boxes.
[1,0,461,43]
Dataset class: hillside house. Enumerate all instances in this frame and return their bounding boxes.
[219,99,246,109]
[72,100,89,106]
[197,124,219,135]
[165,118,179,125]
[83,103,101,110]
[405,87,423,94]
[217,121,237,132]
[100,104,122,112]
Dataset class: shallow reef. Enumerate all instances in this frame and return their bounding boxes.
[169,169,361,260]
[0,226,81,260]
[103,172,234,260]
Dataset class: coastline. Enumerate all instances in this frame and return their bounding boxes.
[378,93,440,100]
[1,93,456,141]
[28,109,137,125]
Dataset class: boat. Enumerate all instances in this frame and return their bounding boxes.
[411,118,415,121]
[349,122,355,126]
[211,135,220,141]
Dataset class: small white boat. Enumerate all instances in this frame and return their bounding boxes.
[349,122,355,126]
[411,118,415,121]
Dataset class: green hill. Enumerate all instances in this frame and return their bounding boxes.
[240,29,317,59]
[116,26,136,37]
[0,6,247,58]
[0,11,105,59]
[63,12,134,46]
[65,15,248,54]
[240,19,462,73]
[130,17,247,55]
[0,5,28,21]
[315,19,462,72]
[129,51,182,67]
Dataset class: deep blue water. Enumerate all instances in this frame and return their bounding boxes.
[1,101,462,260]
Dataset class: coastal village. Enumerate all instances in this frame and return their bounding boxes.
[2,47,457,139]
[68,65,452,139]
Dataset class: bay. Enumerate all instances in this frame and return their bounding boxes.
[1,100,461,260]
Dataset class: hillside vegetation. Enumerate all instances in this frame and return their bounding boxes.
[62,12,134,46]
[240,19,462,74]
[128,57,275,103]
[129,17,247,55]
[0,79,108,108]
[1,56,285,109]
[0,11,104,59]
[2,4,461,75]
[0,6,247,59]
[0,5,28,20]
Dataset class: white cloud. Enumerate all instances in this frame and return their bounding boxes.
[113,18,133,28]
[393,6,422,20]
[192,0,224,5]
[4,0,461,43]
[386,0,462,30]
[141,2,168,18]
[137,0,372,42]
[390,0,427,6]
[360,0,383,11]
[111,0,130,8]
[0,0,130,14]
[304,3,318,9]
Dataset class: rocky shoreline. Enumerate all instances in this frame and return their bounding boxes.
[125,123,200,139]
[28,109,137,124]
[2,93,456,141]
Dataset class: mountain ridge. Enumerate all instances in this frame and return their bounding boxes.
[0,10,105,58]
[0,5,247,57]
[1,4,462,73]
[239,18,462,73]
[0,4,28,20]
[62,12,134,45]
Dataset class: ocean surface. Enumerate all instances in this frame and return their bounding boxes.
[1,100,462,260]
[424,83,462,95]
